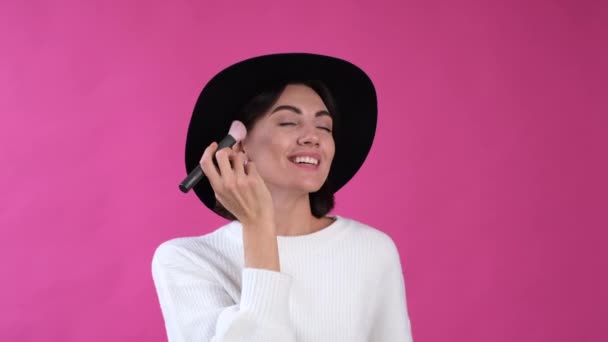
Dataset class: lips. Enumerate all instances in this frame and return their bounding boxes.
[292,156,319,165]
[288,152,322,169]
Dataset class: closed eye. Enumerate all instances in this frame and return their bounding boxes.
[279,122,332,133]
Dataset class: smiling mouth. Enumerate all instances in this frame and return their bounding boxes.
[290,156,320,166]
[288,156,321,170]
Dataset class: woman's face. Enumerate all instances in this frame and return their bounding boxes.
[241,84,335,195]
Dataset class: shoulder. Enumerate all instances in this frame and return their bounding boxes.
[338,216,402,265]
[340,216,399,247]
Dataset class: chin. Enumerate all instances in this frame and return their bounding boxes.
[291,182,325,194]
[304,183,326,193]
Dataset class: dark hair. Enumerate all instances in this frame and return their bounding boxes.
[213,79,340,221]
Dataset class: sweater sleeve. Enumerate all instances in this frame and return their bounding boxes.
[151,243,297,342]
[369,239,414,342]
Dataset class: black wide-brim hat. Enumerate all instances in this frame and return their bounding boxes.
[184,53,377,212]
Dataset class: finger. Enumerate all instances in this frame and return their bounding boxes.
[233,152,246,177]
[232,141,244,153]
[245,162,267,190]
[215,148,235,181]
[200,142,221,186]
[244,160,258,177]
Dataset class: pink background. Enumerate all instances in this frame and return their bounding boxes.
[1,1,606,341]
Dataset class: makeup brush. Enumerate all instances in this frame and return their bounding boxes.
[179,120,247,193]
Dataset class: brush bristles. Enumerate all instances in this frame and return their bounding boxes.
[228,120,247,141]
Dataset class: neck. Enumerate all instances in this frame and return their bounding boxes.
[267,186,325,236]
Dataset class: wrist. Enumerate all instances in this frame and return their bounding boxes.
[242,225,280,271]
[241,218,275,234]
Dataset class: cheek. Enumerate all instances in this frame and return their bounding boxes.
[326,139,336,160]
[261,134,288,156]
[246,133,288,162]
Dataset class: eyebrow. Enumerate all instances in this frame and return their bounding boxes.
[271,105,332,118]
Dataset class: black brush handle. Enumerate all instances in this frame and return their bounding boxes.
[179,134,237,193]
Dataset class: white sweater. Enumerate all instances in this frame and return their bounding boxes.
[151,215,413,342]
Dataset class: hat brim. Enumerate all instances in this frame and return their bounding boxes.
[184,53,377,212]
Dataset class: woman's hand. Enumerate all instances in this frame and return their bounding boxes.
[199,142,275,230]
[200,142,280,271]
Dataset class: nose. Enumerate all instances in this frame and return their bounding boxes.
[297,124,320,146]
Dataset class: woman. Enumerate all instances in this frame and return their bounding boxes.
[152,53,414,341]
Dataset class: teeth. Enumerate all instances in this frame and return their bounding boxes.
[293,156,319,165]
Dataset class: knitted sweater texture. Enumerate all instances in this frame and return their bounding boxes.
[151,215,414,341]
